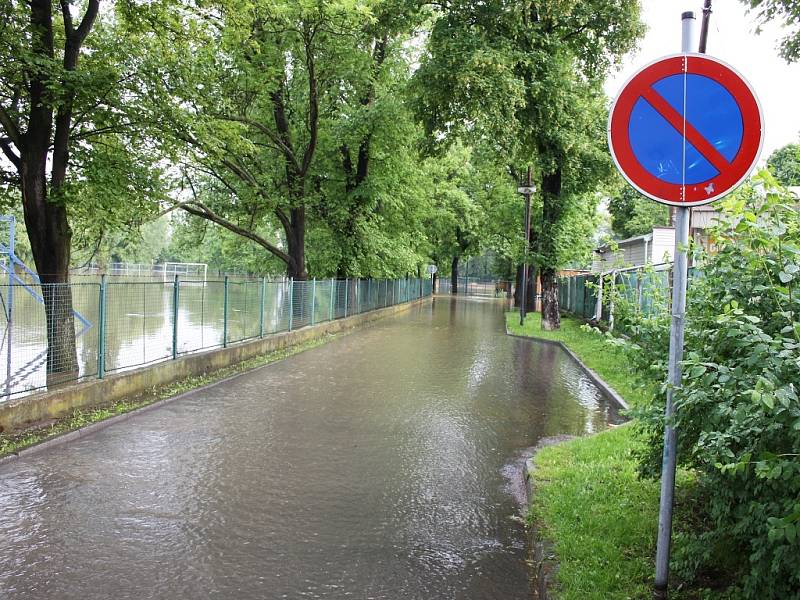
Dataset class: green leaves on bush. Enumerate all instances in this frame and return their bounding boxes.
[611,172,800,598]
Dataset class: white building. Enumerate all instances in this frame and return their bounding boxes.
[592,205,720,273]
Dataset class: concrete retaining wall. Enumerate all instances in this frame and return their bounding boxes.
[0,297,430,433]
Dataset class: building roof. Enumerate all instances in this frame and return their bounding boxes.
[594,226,676,253]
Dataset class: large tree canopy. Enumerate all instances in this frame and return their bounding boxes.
[133,0,432,279]
[413,0,644,328]
[743,0,800,61]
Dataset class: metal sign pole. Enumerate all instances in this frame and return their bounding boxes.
[5,216,15,398]
[654,11,695,595]
[518,166,534,326]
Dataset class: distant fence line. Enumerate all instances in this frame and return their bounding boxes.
[0,277,432,401]
[435,277,515,298]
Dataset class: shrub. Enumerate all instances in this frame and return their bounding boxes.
[613,172,800,597]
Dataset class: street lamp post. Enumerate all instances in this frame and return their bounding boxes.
[517,166,536,327]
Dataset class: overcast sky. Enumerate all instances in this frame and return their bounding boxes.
[604,1,800,160]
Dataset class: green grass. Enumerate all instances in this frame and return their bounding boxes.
[505,311,655,408]
[530,425,661,599]
[0,335,332,458]
[508,312,709,598]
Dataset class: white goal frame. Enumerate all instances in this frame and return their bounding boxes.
[162,262,208,282]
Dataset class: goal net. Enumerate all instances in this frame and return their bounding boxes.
[162,262,208,282]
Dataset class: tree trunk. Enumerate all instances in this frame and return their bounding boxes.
[539,164,563,330]
[539,267,560,330]
[451,255,459,295]
[286,207,308,280]
[432,272,438,293]
[526,265,537,313]
[513,264,522,306]
[21,162,78,384]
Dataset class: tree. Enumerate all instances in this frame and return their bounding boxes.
[607,184,670,240]
[766,142,800,187]
[743,0,800,61]
[0,0,163,382]
[414,0,643,329]
[422,144,483,294]
[0,0,100,380]
[142,0,430,281]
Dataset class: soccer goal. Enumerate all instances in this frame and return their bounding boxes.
[162,262,208,282]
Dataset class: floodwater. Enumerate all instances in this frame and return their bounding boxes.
[2,277,388,399]
[0,297,622,599]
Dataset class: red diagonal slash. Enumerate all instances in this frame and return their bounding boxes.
[640,87,731,174]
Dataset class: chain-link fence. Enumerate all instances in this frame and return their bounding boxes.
[0,277,432,401]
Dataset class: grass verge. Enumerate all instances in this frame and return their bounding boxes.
[508,312,710,598]
[529,425,661,599]
[0,335,332,459]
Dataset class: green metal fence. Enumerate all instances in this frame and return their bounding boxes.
[0,277,432,401]
[558,264,693,324]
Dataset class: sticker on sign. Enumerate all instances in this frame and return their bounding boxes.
[608,53,763,206]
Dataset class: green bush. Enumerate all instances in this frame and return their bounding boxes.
[612,172,800,598]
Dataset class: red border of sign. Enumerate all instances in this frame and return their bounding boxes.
[608,54,763,206]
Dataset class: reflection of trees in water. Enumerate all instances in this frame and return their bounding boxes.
[2,282,101,392]
[103,282,169,371]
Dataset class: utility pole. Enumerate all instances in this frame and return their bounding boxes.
[517,166,535,326]
[699,0,712,53]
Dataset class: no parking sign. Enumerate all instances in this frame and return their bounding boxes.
[609,54,763,206]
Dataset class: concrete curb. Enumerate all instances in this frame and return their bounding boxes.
[0,364,260,468]
[504,325,629,411]
[0,297,430,467]
[523,436,576,600]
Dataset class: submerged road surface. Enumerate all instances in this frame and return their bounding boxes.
[0,297,622,599]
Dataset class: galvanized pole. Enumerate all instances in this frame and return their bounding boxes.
[172,274,180,359]
[311,278,316,325]
[329,278,335,321]
[97,274,107,379]
[259,277,266,338]
[519,166,533,326]
[288,278,294,331]
[654,11,695,596]
[343,278,348,318]
[222,275,229,347]
[5,217,15,397]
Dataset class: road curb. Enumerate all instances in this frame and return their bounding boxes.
[504,325,629,411]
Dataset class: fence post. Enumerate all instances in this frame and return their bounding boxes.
[311,278,316,325]
[288,278,294,331]
[260,277,266,338]
[609,271,617,331]
[222,276,229,347]
[329,278,335,321]
[172,274,180,359]
[97,274,107,379]
[343,278,348,318]
[356,279,360,314]
[367,279,371,311]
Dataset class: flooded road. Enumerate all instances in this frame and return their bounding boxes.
[0,297,622,599]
